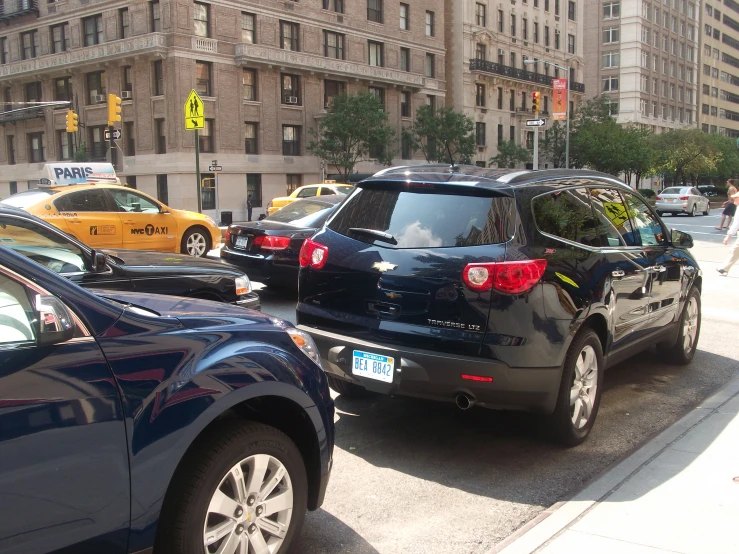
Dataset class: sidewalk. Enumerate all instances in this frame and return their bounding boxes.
[492,375,739,554]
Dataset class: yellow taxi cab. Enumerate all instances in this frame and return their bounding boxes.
[266,181,354,215]
[0,163,221,257]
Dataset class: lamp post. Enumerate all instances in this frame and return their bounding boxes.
[525,59,572,168]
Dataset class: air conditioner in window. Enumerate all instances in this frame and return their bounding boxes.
[498,48,505,56]
[121,91,133,100]
[284,96,299,104]
[91,94,106,103]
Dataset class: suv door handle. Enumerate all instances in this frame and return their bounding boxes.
[611,269,625,278]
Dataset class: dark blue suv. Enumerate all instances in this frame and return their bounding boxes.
[0,246,333,554]
[297,166,701,445]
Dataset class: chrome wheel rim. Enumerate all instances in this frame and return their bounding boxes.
[203,454,293,554]
[682,296,699,355]
[187,232,207,256]
[691,205,696,216]
[570,345,598,430]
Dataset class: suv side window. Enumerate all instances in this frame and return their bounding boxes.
[0,271,36,345]
[54,190,110,212]
[589,188,636,247]
[532,188,600,247]
[0,217,87,274]
[297,187,318,198]
[621,191,667,246]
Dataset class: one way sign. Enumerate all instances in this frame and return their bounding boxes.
[104,129,122,140]
[526,118,547,127]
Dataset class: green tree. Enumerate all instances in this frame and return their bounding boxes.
[652,130,722,186]
[489,140,530,168]
[541,121,567,168]
[403,105,476,164]
[621,125,655,188]
[570,118,629,175]
[307,92,396,180]
[73,141,89,162]
[701,134,739,185]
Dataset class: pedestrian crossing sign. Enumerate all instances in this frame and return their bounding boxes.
[184,89,205,130]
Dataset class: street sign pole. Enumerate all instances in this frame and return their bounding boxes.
[212,159,219,222]
[195,130,201,213]
[107,124,114,165]
[533,124,539,171]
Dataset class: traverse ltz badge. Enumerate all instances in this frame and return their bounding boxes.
[184,89,205,130]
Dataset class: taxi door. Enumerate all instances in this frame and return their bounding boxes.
[105,188,177,252]
[52,189,123,249]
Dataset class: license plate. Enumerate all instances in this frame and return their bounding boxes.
[667,199,675,203]
[235,236,249,249]
[352,350,394,383]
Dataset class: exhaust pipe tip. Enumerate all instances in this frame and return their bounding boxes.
[455,393,475,410]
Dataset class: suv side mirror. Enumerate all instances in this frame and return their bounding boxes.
[671,229,694,249]
[92,250,107,272]
[35,294,75,347]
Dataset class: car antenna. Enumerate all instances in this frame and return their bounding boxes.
[445,141,457,172]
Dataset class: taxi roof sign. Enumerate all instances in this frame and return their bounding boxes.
[41,163,120,187]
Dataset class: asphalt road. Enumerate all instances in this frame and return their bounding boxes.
[222,210,739,554]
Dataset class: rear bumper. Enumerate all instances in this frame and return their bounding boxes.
[655,202,689,213]
[221,247,297,285]
[297,325,562,414]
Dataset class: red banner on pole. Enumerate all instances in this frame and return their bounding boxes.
[553,79,567,121]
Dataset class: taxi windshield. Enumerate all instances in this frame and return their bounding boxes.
[0,189,59,209]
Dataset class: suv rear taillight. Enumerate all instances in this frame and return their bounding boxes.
[254,235,291,251]
[299,238,328,269]
[462,260,547,295]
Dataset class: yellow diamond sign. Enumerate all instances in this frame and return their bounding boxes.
[184,89,204,130]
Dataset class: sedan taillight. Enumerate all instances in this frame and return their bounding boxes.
[225,228,231,242]
[656,196,663,200]
[299,238,329,269]
[679,196,689,200]
[254,235,291,251]
[462,260,547,295]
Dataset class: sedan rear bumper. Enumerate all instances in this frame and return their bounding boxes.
[221,247,298,286]
[297,325,562,414]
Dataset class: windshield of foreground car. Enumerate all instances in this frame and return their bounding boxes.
[0,189,59,208]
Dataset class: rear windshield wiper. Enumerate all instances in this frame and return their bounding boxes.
[348,228,398,245]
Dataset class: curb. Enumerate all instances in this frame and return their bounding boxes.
[488,374,739,554]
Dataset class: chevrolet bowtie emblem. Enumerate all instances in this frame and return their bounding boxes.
[372,261,398,272]
[385,291,402,299]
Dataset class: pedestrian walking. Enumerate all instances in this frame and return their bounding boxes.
[717,190,739,276]
[246,194,253,222]
[715,178,737,230]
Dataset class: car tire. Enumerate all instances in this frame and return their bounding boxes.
[542,328,604,447]
[327,374,374,398]
[157,421,307,554]
[690,204,697,217]
[657,287,701,365]
[703,204,710,216]
[182,227,212,257]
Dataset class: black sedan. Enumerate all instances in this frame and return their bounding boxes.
[0,206,260,309]
[222,194,345,288]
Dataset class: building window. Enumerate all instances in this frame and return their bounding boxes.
[369,86,385,108]
[282,125,301,156]
[545,25,550,46]
[153,60,164,96]
[155,119,166,154]
[400,47,410,71]
[27,132,44,162]
[151,1,161,32]
[89,126,107,160]
[534,22,539,43]
[0,38,6,64]
[199,119,214,153]
[242,13,256,43]
[119,8,131,39]
[324,31,345,59]
[401,90,411,117]
[568,0,576,20]
[57,131,73,161]
[425,53,435,78]
[498,10,504,33]
[9,181,17,194]
[50,24,69,53]
[368,0,383,23]
[21,30,38,60]
[286,174,302,195]
[602,51,619,68]
[497,87,503,110]
[476,83,486,107]
[324,80,345,108]
[603,27,619,43]
[368,41,384,67]
[86,71,106,104]
[124,122,135,156]
[281,74,301,105]
[243,68,256,101]
[280,21,300,51]
[510,125,515,142]
[425,94,435,114]
[83,15,103,46]
[602,76,619,92]
[475,43,486,60]
[509,89,515,111]
[247,174,262,207]
[476,122,486,146]
[244,122,258,154]
[7,136,15,165]
[476,3,486,26]
[122,66,133,93]
[511,14,516,36]
[568,34,575,54]
[196,61,212,96]
[401,134,412,159]
[400,3,409,30]
[157,175,168,205]
[194,2,210,38]
[603,1,619,18]
[323,0,344,13]
[426,11,435,36]
[54,77,72,103]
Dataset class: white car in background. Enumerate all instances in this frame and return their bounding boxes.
[655,186,711,217]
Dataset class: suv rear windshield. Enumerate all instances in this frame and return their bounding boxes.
[328,185,514,248]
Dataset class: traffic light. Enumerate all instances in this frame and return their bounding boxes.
[107,93,122,126]
[532,91,541,114]
[65,109,79,133]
